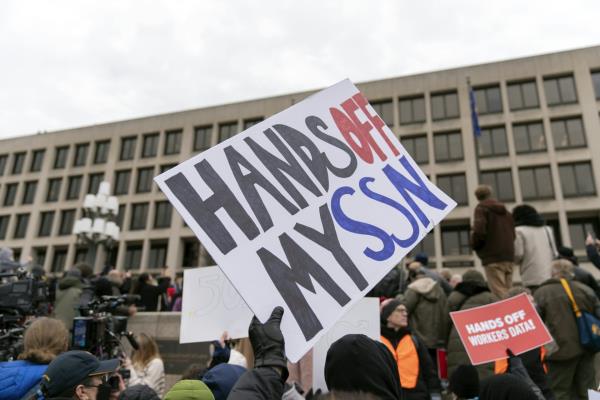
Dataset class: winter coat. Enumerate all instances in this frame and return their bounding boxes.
[52,276,83,331]
[368,266,402,298]
[446,281,498,380]
[129,358,165,398]
[403,277,449,348]
[118,384,160,400]
[136,282,168,312]
[534,278,600,361]
[480,374,538,400]
[573,266,600,299]
[228,367,285,400]
[0,360,47,400]
[471,199,515,265]
[586,244,600,270]
[514,225,555,287]
[164,379,214,400]
[201,363,246,400]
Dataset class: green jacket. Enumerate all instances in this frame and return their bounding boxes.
[52,277,83,332]
[534,277,600,361]
[402,277,449,349]
[165,379,214,400]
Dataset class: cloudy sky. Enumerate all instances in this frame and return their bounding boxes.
[1,0,599,139]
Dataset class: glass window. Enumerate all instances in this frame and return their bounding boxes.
[114,170,131,195]
[434,131,463,162]
[38,211,55,237]
[402,135,428,164]
[551,117,586,149]
[164,129,182,155]
[154,201,172,228]
[11,152,26,175]
[182,238,200,267]
[4,183,18,206]
[559,162,596,197]
[519,166,554,200]
[399,96,426,125]
[14,214,29,239]
[30,149,45,172]
[54,146,69,169]
[194,125,213,151]
[33,247,47,267]
[94,140,110,164]
[592,71,600,100]
[0,215,9,240]
[87,173,104,194]
[136,167,154,193]
[441,225,471,255]
[370,99,394,126]
[141,133,159,158]
[437,174,468,205]
[0,154,7,176]
[219,122,238,143]
[243,117,264,130]
[477,126,508,158]
[46,178,62,202]
[130,203,149,230]
[507,80,539,110]
[480,169,515,202]
[120,136,137,161]
[73,143,89,167]
[568,217,600,250]
[148,242,168,269]
[58,209,76,236]
[513,121,546,153]
[409,231,435,259]
[22,181,37,204]
[116,204,126,228]
[74,247,88,264]
[431,91,459,120]
[474,85,502,114]
[124,243,143,270]
[544,75,578,106]
[66,176,82,200]
[51,248,68,272]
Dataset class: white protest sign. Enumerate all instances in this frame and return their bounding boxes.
[589,390,600,400]
[155,79,456,362]
[312,297,380,393]
[180,266,253,343]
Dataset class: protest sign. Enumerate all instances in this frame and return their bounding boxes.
[180,266,253,343]
[449,293,552,365]
[155,79,456,361]
[312,297,379,392]
[589,390,600,400]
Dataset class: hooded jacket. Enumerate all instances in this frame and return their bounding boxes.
[52,276,84,332]
[201,364,246,400]
[403,277,449,349]
[471,199,515,265]
[164,379,215,400]
[0,360,47,400]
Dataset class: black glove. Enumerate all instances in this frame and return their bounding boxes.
[249,306,288,377]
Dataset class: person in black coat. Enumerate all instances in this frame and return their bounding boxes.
[132,273,169,311]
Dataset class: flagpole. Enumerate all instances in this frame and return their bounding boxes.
[467,77,482,185]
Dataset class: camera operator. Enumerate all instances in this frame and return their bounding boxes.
[94,271,137,317]
[0,317,69,400]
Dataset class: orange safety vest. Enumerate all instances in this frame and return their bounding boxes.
[380,335,419,389]
[494,346,548,374]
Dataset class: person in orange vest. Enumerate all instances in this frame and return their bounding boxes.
[380,298,442,400]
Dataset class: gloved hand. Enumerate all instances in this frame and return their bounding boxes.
[249,306,287,377]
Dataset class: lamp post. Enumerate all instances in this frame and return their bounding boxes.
[72,181,120,271]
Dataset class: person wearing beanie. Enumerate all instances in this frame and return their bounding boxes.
[201,363,246,400]
[380,299,442,399]
[164,380,215,400]
[449,365,479,400]
[557,245,600,299]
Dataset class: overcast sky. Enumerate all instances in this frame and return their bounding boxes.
[1,1,599,140]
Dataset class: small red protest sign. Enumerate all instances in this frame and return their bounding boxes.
[449,293,552,365]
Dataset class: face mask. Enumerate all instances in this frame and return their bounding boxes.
[95,383,112,400]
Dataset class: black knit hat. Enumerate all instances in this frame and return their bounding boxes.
[380,299,402,324]
[449,364,479,398]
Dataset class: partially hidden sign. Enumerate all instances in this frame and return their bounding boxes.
[449,293,553,365]
[155,79,457,362]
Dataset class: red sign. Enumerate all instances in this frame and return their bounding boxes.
[449,293,552,365]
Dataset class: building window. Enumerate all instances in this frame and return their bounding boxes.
[480,169,515,202]
[74,247,88,264]
[130,203,149,231]
[116,204,126,228]
[0,215,9,240]
[402,135,428,164]
[66,175,82,200]
[114,170,131,195]
[441,225,471,255]
[73,143,89,167]
[54,146,69,169]
[544,75,577,106]
[94,140,110,164]
[124,243,143,270]
[474,85,502,114]
[136,167,154,193]
[244,117,264,130]
[58,209,76,236]
[399,96,426,125]
[513,121,546,153]
[519,166,554,200]
[507,80,539,110]
[12,152,26,175]
[551,117,586,149]
[30,149,45,172]
[46,178,62,202]
[14,214,29,239]
[160,164,176,174]
[477,126,508,158]
[141,133,159,158]
[437,174,468,205]
[568,217,600,250]
[431,91,459,120]
[592,71,600,100]
[409,231,435,259]
[219,122,238,143]
[22,181,37,204]
[4,183,18,206]
[434,131,463,162]
[559,162,596,197]
[120,136,137,161]
[370,99,394,126]
[87,173,104,194]
[154,201,172,228]
[164,129,182,155]
[182,238,200,267]
[0,154,7,176]
[51,248,68,273]
[33,247,46,267]
[38,211,55,237]
[148,242,168,269]
[194,125,213,151]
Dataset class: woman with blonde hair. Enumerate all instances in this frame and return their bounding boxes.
[126,333,165,397]
[0,317,69,400]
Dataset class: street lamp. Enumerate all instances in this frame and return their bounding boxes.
[72,181,120,270]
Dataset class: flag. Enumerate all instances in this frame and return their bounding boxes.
[468,79,482,138]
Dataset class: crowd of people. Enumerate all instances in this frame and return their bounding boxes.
[1,184,600,399]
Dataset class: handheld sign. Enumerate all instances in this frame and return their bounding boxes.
[155,79,456,361]
[449,293,552,365]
